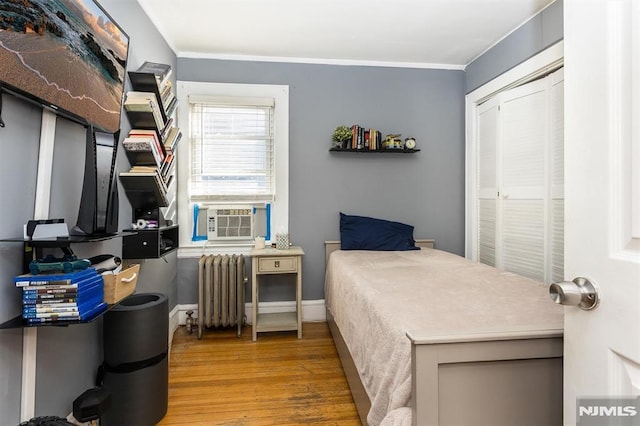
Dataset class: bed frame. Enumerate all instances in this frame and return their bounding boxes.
[324,241,564,426]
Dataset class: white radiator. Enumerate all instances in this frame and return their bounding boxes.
[197,254,246,339]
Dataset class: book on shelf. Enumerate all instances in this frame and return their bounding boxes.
[14,267,98,287]
[346,125,384,151]
[160,117,174,141]
[129,62,174,112]
[123,166,168,191]
[136,61,172,82]
[160,153,176,181]
[161,85,175,111]
[124,91,165,130]
[123,130,165,167]
[163,127,182,154]
[164,95,178,117]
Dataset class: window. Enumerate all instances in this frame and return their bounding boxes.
[189,100,274,202]
[176,82,289,254]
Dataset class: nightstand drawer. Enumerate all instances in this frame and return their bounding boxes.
[258,256,297,273]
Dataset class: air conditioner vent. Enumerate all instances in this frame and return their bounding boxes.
[207,207,253,240]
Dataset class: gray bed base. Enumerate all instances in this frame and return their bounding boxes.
[324,241,564,426]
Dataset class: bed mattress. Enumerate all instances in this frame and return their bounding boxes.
[324,248,564,425]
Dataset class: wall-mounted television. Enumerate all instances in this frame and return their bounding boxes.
[0,0,129,133]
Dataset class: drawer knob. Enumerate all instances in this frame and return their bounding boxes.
[275,260,280,268]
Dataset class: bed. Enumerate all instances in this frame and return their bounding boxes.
[324,239,564,426]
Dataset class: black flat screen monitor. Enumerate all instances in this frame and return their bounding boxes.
[0,0,129,133]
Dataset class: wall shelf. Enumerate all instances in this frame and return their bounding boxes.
[122,225,178,259]
[0,231,135,329]
[329,147,420,154]
[0,231,136,247]
[0,305,110,329]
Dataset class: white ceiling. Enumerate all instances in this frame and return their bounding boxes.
[136,0,556,69]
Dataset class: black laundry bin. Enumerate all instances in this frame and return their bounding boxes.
[101,292,168,426]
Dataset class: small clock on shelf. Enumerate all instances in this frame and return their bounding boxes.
[405,137,416,150]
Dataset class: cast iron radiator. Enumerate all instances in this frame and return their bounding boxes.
[197,254,247,339]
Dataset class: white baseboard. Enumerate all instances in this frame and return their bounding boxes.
[175,299,326,325]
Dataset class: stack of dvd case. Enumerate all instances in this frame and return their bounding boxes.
[14,268,108,324]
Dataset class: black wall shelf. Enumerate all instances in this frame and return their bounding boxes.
[0,306,110,329]
[122,225,178,259]
[329,148,420,154]
[0,232,135,247]
[0,232,134,329]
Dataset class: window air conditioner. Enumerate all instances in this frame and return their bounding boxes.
[207,206,254,240]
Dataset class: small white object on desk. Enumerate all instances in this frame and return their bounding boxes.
[254,236,265,249]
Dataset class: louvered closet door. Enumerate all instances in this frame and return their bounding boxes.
[500,79,548,281]
[477,98,500,267]
[549,69,564,284]
[476,68,564,283]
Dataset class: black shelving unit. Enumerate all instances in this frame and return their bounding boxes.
[120,62,180,239]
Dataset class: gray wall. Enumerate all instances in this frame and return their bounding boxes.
[465,0,563,93]
[177,60,466,303]
[0,0,177,420]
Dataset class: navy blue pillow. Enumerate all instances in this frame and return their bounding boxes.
[339,212,419,251]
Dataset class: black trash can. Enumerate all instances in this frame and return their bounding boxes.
[102,293,168,426]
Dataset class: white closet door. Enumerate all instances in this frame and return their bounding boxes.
[550,69,565,284]
[499,79,548,281]
[475,67,564,283]
[477,97,500,266]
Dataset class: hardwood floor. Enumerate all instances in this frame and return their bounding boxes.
[158,322,361,425]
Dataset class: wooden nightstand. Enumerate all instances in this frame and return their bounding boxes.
[250,246,304,341]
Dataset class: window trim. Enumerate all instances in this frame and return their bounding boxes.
[176,81,289,257]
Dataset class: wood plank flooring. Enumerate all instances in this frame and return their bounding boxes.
[158,322,361,425]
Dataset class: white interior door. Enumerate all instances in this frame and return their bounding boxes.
[564,0,640,424]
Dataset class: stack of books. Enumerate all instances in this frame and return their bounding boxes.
[350,125,384,150]
[122,61,181,222]
[119,166,170,207]
[124,91,165,131]
[15,268,107,324]
[122,128,165,168]
[163,126,182,157]
[134,61,177,117]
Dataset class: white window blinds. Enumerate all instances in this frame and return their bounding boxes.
[189,96,275,202]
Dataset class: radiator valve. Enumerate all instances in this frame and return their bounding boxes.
[185,310,196,334]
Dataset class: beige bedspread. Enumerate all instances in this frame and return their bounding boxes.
[324,248,564,426]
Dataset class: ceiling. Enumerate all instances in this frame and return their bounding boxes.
[136,0,556,69]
